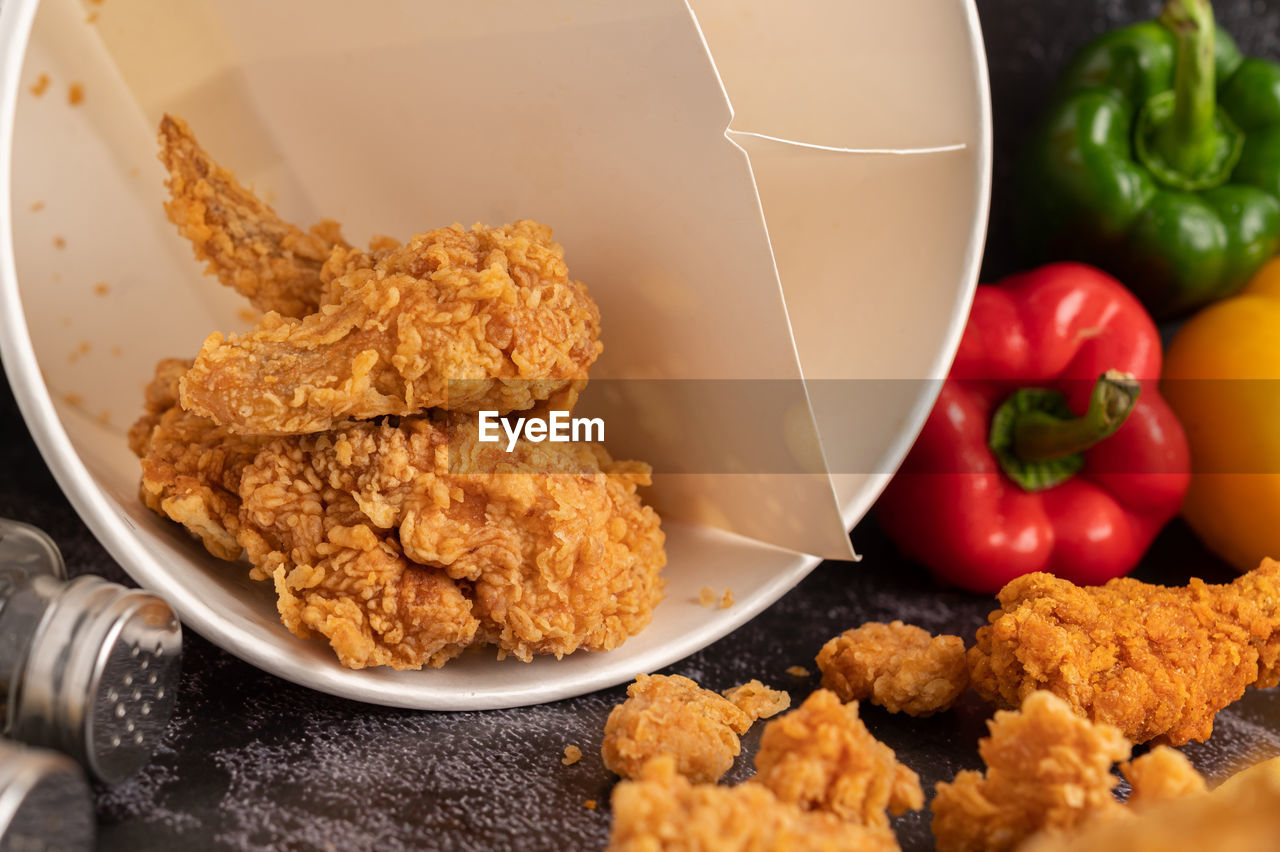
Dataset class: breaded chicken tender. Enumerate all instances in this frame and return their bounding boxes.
[969,563,1280,744]
[603,675,756,783]
[1021,761,1280,852]
[816,621,968,717]
[238,415,664,668]
[752,689,923,829]
[128,358,266,561]
[930,691,1205,852]
[159,114,347,318]
[605,755,899,852]
[180,218,603,436]
[721,679,791,721]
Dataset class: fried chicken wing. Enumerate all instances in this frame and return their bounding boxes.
[930,691,1207,852]
[129,357,266,560]
[237,414,664,668]
[606,755,900,852]
[752,689,923,829]
[159,114,347,318]
[816,621,968,717]
[969,562,1280,745]
[179,219,603,435]
[602,675,755,783]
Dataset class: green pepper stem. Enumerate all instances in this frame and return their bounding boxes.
[1156,0,1220,176]
[1012,371,1141,462]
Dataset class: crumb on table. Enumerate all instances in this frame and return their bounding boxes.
[63,393,83,406]
[562,745,582,766]
[30,201,44,212]
[721,679,790,721]
[786,665,811,678]
[698,586,716,607]
[68,83,84,105]
[585,799,597,810]
[236,307,259,324]
[53,236,66,249]
[30,74,50,97]
[94,282,110,296]
[719,588,734,609]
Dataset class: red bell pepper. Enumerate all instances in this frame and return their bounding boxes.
[875,263,1190,593]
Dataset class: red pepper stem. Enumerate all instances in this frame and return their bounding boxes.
[1012,371,1142,462]
[1156,0,1219,176]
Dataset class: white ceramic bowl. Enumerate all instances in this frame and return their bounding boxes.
[0,0,990,709]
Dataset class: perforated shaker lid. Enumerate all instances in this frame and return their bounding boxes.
[10,576,182,785]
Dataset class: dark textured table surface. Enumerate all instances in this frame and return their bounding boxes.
[5,1,1280,850]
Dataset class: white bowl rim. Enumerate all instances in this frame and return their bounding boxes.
[0,0,991,709]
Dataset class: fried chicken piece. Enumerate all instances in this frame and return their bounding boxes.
[237,414,664,669]
[129,357,265,560]
[606,755,900,852]
[930,691,1207,852]
[1021,761,1280,852]
[721,679,791,721]
[159,114,347,318]
[1122,745,1207,806]
[179,219,603,435]
[602,675,754,783]
[969,562,1280,745]
[816,621,968,717]
[752,689,923,828]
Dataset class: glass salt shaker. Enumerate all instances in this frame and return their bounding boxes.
[0,518,182,784]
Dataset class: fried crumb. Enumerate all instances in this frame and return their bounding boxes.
[786,665,811,678]
[721,680,790,721]
[53,236,66,249]
[93,282,110,296]
[77,341,90,355]
[719,588,734,609]
[603,674,754,783]
[63,393,83,406]
[236,307,258,324]
[30,201,44,212]
[585,799,597,810]
[562,745,582,766]
[698,586,716,607]
[818,620,968,717]
[97,410,111,427]
[30,74,50,97]
[86,12,99,23]
[68,83,84,105]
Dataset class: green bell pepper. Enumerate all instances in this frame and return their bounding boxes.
[1017,0,1280,319]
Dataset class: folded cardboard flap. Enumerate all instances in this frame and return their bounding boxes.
[23,0,982,561]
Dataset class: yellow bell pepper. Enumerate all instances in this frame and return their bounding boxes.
[1163,257,1280,571]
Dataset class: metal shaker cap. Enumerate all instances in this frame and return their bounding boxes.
[8,576,182,785]
[0,740,93,852]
